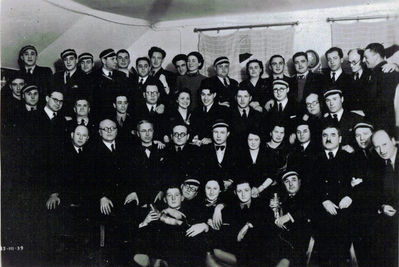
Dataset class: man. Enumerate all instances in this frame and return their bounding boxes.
[323,87,362,147]
[291,51,325,104]
[123,120,165,206]
[265,55,291,103]
[66,97,96,136]
[181,178,200,202]
[1,74,25,131]
[370,129,398,266]
[324,47,352,109]
[52,49,87,115]
[347,49,371,112]
[200,120,237,189]
[133,80,168,142]
[113,93,134,145]
[92,48,129,119]
[313,122,354,266]
[191,79,230,145]
[164,123,198,179]
[18,45,52,96]
[203,56,238,107]
[172,54,188,76]
[78,52,94,75]
[363,43,399,135]
[148,46,176,102]
[230,86,262,149]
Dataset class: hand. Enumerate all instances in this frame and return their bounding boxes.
[251,187,260,198]
[155,104,165,114]
[289,133,296,145]
[64,116,73,121]
[237,223,253,242]
[381,63,399,73]
[163,135,170,144]
[351,177,363,187]
[46,193,60,210]
[200,138,212,145]
[143,210,161,226]
[100,197,114,215]
[322,200,338,215]
[382,205,397,217]
[302,114,309,121]
[339,196,352,209]
[124,192,139,205]
[154,191,164,203]
[341,145,355,154]
[269,198,280,209]
[264,99,275,112]
[218,101,230,108]
[249,101,263,112]
[212,204,224,230]
[158,74,169,88]
[186,223,209,237]
[162,208,186,220]
[275,214,291,229]
[223,179,233,190]
[153,140,166,149]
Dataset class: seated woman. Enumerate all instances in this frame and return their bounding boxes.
[168,88,192,128]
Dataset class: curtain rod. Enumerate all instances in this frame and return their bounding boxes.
[327,15,397,22]
[193,21,299,33]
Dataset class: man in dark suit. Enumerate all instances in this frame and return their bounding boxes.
[78,52,94,75]
[113,93,135,145]
[230,86,263,149]
[148,46,176,104]
[323,87,362,148]
[203,56,239,107]
[172,54,188,76]
[291,52,326,105]
[370,129,398,266]
[347,49,371,113]
[324,47,352,110]
[129,57,151,108]
[18,45,52,96]
[363,43,399,136]
[264,55,292,105]
[66,97,97,139]
[313,122,355,266]
[200,120,238,190]
[92,49,130,119]
[1,74,25,133]
[190,79,230,145]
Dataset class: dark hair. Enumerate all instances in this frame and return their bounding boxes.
[235,85,253,96]
[325,47,343,59]
[321,121,342,136]
[245,59,264,76]
[292,52,308,62]
[269,54,285,66]
[113,93,129,103]
[234,177,252,189]
[365,43,385,58]
[172,54,187,66]
[144,79,161,92]
[136,57,150,66]
[117,49,130,57]
[187,51,204,70]
[137,119,154,130]
[48,89,64,97]
[199,79,217,94]
[176,88,192,99]
[74,96,90,106]
[148,46,166,59]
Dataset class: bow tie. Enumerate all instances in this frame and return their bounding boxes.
[216,146,225,151]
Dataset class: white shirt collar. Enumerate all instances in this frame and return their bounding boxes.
[146,103,157,112]
[331,68,342,80]
[390,147,397,169]
[25,65,36,73]
[102,140,116,152]
[44,106,56,119]
[297,70,309,78]
[205,103,214,112]
[301,140,311,150]
[276,98,289,110]
[217,76,229,84]
[331,108,344,121]
[324,147,339,158]
[26,104,37,111]
[73,144,82,153]
[249,148,259,163]
[238,106,250,116]
[355,68,363,78]
[102,68,113,77]
[139,76,148,83]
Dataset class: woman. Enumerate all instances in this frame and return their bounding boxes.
[175,51,207,110]
[239,59,268,112]
[265,122,290,179]
[168,88,192,127]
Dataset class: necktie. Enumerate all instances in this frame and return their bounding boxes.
[298,75,304,80]
[177,147,182,152]
[108,72,112,78]
[301,145,305,152]
[119,118,124,127]
[111,143,115,152]
[332,114,338,122]
[150,106,155,114]
[278,103,283,112]
[242,109,247,118]
[386,159,393,169]
[328,152,334,160]
[331,72,336,82]
[216,146,225,151]
[26,68,32,75]
[52,112,57,120]
[30,107,35,111]
[223,78,228,87]
[78,148,82,154]
[139,78,143,86]
[355,73,359,80]
[66,72,71,84]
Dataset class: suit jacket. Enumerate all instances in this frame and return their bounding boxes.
[323,70,353,110]
[133,102,168,140]
[240,147,275,187]
[229,107,263,149]
[240,78,269,108]
[152,68,177,105]
[19,65,53,96]
[164,144,200,180]
[205,76,239,105]
[290,71,326,103]
[190,103,230,139]
[265,99,300,134]
[346,69,371,112]
[323,110,362,146]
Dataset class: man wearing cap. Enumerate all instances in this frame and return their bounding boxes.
[363,43,399,137]
[92,48,130,118]
[200,120,238,189]
[264,55,292,103]
[79,52,94,75]
[17,45,52,96]
[323,86,362,147]
[230,86,263,150]
[148,46,176,103]
[324,47,352,109]
[172,54,188,76]
[52,49,88,116]
[291,52,326,104]
[312,122,355,266]
[203,56,238,108]
[191,79,230,145]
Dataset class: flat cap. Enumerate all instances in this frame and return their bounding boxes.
[323,88,342,98]
[272,79,289,88]
[99,49,116,59]
[60,49,77,59]
[281,170,299,180]
[20,45,37,55]
[212,119,229,130]
[78,52,93,62]
[353,121,374,131]
[214,56,229,67]
[21,84,38,94]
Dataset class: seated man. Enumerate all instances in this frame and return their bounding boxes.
[66,97,96,138]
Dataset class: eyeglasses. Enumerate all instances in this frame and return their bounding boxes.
[349,59,361,66]
[306,101,319,108]
[145,91,159,96]
[183,184,199,192]
[273,88,287,93]
[100,126,117,133]
[50,97,63,104]
[173,132,187,138]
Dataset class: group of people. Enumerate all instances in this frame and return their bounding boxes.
[1,42,398,266]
